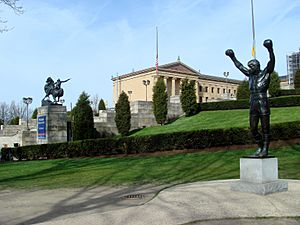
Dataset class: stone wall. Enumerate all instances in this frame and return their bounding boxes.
[94,109,118,135]
[0,132,22,148]
[21,130,37,146]
[94,100,183,135]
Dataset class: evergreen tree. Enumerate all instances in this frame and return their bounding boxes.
[115,91,131,136]
[9,116,19,125]
[295,69,300,89]
[32,108,38,119]
[269,71,281,97]
[152,77,168,125]
[72,92,94,140]
[98,99,106,110]
[180,79,198,117]
[237,79,250,100]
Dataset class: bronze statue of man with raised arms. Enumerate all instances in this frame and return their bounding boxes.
[225,39,275,157]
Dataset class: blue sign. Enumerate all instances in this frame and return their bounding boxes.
[38,115,46,139]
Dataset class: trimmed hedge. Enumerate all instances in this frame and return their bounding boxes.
[2,121,300,161]
[279,89,300,96]
[201,95,300,111]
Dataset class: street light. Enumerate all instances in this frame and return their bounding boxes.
[23,97,33,130]
[223,72,229,99]
[143,80,150,101]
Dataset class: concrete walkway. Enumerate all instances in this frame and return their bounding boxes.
[0,180,299,225]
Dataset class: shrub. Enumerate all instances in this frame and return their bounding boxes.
[237,79,250,100]
[115,91,131,136]
[32,108,38,119]
[98,99,106,110]
[180,79,199,116]
[9,116,19,125]
[152,77,168,124]
[295,69,300,89]
[269,71,281,97]
[3,121,300,161]
[72,92,94,140]
[279,89,300,96]
[201,96,300,111]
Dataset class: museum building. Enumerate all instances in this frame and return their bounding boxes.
[112,59,242,104]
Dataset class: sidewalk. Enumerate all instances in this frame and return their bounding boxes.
[0,180,299,225]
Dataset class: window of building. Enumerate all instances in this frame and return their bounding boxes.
[223,88,226,94]
[228,89,231,93]
[217,88,220,94]
[234,90,236,94]
[200,97,203,102]
[205,97,208,102]
[211,87,214,93]
[205,86,208,92]
[199,85,202,92]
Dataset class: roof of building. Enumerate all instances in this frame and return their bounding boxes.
[111,60,241,84]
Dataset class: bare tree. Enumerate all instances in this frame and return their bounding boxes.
[0,102,10,125]
[90,94,99,115]
[0,100,31,126]
[0,0,23,33]
[9,100,26,119]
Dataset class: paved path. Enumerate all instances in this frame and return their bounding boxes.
[0,180,299,225]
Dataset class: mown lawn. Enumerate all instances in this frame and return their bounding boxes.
[0,145,299,189]
[131,106,300,136]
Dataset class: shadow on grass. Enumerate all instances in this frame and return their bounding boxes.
[0,145,299,224]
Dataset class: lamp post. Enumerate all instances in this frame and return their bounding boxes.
[23,97,33,130]
[143,80,150,101]
[223,72,229,99]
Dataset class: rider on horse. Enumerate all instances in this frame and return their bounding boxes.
[43,77,70,103]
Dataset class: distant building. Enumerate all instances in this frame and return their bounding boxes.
[286,48,300,86]
[279,75,292,90]
[111,60,241,104]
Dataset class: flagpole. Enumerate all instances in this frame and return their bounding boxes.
[156,26,159,76]
[251,0,256,59]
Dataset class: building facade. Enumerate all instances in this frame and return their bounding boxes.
[112,60,241,104]
[286,48,300,86]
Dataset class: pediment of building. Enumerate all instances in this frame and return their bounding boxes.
[160,62,198,75]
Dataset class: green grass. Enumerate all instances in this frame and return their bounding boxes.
[0,145,299,189]
[131,106,300,136]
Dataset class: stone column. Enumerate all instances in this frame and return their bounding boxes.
[37,105,67,144]
[195,80,200,103]
[171,78,176,96]
[164,77,171,97]
[175,78,181,95]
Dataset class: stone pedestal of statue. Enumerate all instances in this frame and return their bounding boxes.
[231,157,288,195]
[36,105,67,144]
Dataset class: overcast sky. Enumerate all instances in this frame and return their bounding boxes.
[0,0,299,110]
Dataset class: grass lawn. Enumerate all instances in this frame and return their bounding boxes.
[0,145,299,189]
[131,106,300,137]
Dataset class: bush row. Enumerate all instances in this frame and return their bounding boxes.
[279,88,300,96]
[200,95,300,111]
[2,121,300,161]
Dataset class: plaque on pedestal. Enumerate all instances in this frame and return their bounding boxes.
[231,157,288,195]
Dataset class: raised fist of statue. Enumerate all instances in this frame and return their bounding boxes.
[225,49,235,58]
[263,39,273,49]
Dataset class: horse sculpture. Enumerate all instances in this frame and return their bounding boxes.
[42,77,70,105]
